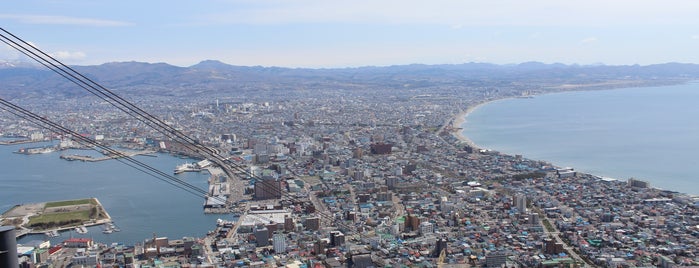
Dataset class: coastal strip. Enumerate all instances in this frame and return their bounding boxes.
[450,101,490,148]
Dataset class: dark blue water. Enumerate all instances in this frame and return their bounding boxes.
[462,82,699,195]
[0,143,228,245]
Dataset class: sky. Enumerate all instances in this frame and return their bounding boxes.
[2,0,699,68]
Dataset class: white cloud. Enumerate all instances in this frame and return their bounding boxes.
[52,51,87,61]
[581,37,598,44]
[692,35,699,40]
[202,0,699,27]
[0,14,132,26]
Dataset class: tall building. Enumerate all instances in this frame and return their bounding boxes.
[254,178,281,200]
[254,226,270,247]
[432,238,448,258]
[370,143,392,154]
[305,217,320,231]
[284,216,295,232]
[313,239,327,255]
[405,214,421,232]
[419,221,434,235]
[514,194,527,213]
[0,226,19,268]
[273,233,286,253]
[330,231,345,247]
[385,176,397,190]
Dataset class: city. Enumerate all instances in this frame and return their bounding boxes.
[2,61,699,267]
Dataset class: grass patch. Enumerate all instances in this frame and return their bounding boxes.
[28,210,91,230]
[45,198,95,208]
[542,218,555,232]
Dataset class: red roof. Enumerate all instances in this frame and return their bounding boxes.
[49,245,63,255]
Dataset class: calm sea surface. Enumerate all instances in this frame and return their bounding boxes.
[0,143,230,245]
[462,82,699,195]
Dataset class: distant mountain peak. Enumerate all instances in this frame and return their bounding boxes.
[0,60,42,69]
[191,60,232,69]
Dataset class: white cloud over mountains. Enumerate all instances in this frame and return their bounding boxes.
[0,14,131,27]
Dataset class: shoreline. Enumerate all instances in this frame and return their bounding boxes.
[451,100,499,149]
[449,82,699,196]
[450,80,695,150]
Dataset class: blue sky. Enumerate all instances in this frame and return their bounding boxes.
[2,0,699,67]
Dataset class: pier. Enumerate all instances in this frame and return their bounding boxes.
[60,150,157,162]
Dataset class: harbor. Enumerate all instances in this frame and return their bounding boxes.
[0,142,222,246]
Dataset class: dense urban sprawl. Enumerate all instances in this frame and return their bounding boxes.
[3,75,699,268]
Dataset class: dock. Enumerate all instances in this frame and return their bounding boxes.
[0,139,37,145]
[60,150,157,162]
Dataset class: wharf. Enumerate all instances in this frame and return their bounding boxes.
[0,139,37,145]
[202,166,248,214]
[60,150,157,162]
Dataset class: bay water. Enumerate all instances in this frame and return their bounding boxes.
[462,82,699,195]
[0,143,228,246]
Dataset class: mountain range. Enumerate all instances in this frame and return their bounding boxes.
[1,60,699,99]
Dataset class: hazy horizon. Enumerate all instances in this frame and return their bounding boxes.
[3,1,699,68]
[3,57,696,70]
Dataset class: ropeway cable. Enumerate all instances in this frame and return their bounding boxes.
[0,28,365,234]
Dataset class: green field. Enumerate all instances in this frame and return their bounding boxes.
[45,198,95,208]
[28,210,92,229]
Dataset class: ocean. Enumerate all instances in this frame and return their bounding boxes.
[461,82,699,195]
[0,143,230,246]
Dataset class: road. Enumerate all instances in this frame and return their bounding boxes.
[539,217,591,268]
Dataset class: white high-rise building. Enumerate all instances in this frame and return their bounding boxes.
[273,233,286,253]
[419,221,434,235]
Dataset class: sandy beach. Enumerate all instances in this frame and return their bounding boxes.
[450,102,489,148]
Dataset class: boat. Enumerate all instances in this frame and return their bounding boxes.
[174,162,203,174]
[75,226,88,234]
[108,223,121,232]
[45,230,59,237]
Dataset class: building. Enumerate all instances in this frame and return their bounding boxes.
[0,226,18,268]
[543,238,564,255]
[330,231,345,247]
[305,217,320,231]
[433,238,448,258]
[628,178,650,188]
[514,193,527,213]
[485,252,509,268]
[556,167,576,178]
[370,142,392,155]
[419,221,434,235]
[73,248,99,266]
[284,216,295,232]
[254,226,270,247]
[405,214,421,232]
[254,178,282,200]
[64,238,93,248]
[273,233,286,253]
[385,176,397,190]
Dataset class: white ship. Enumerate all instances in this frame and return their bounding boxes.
[174,162,203,174]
